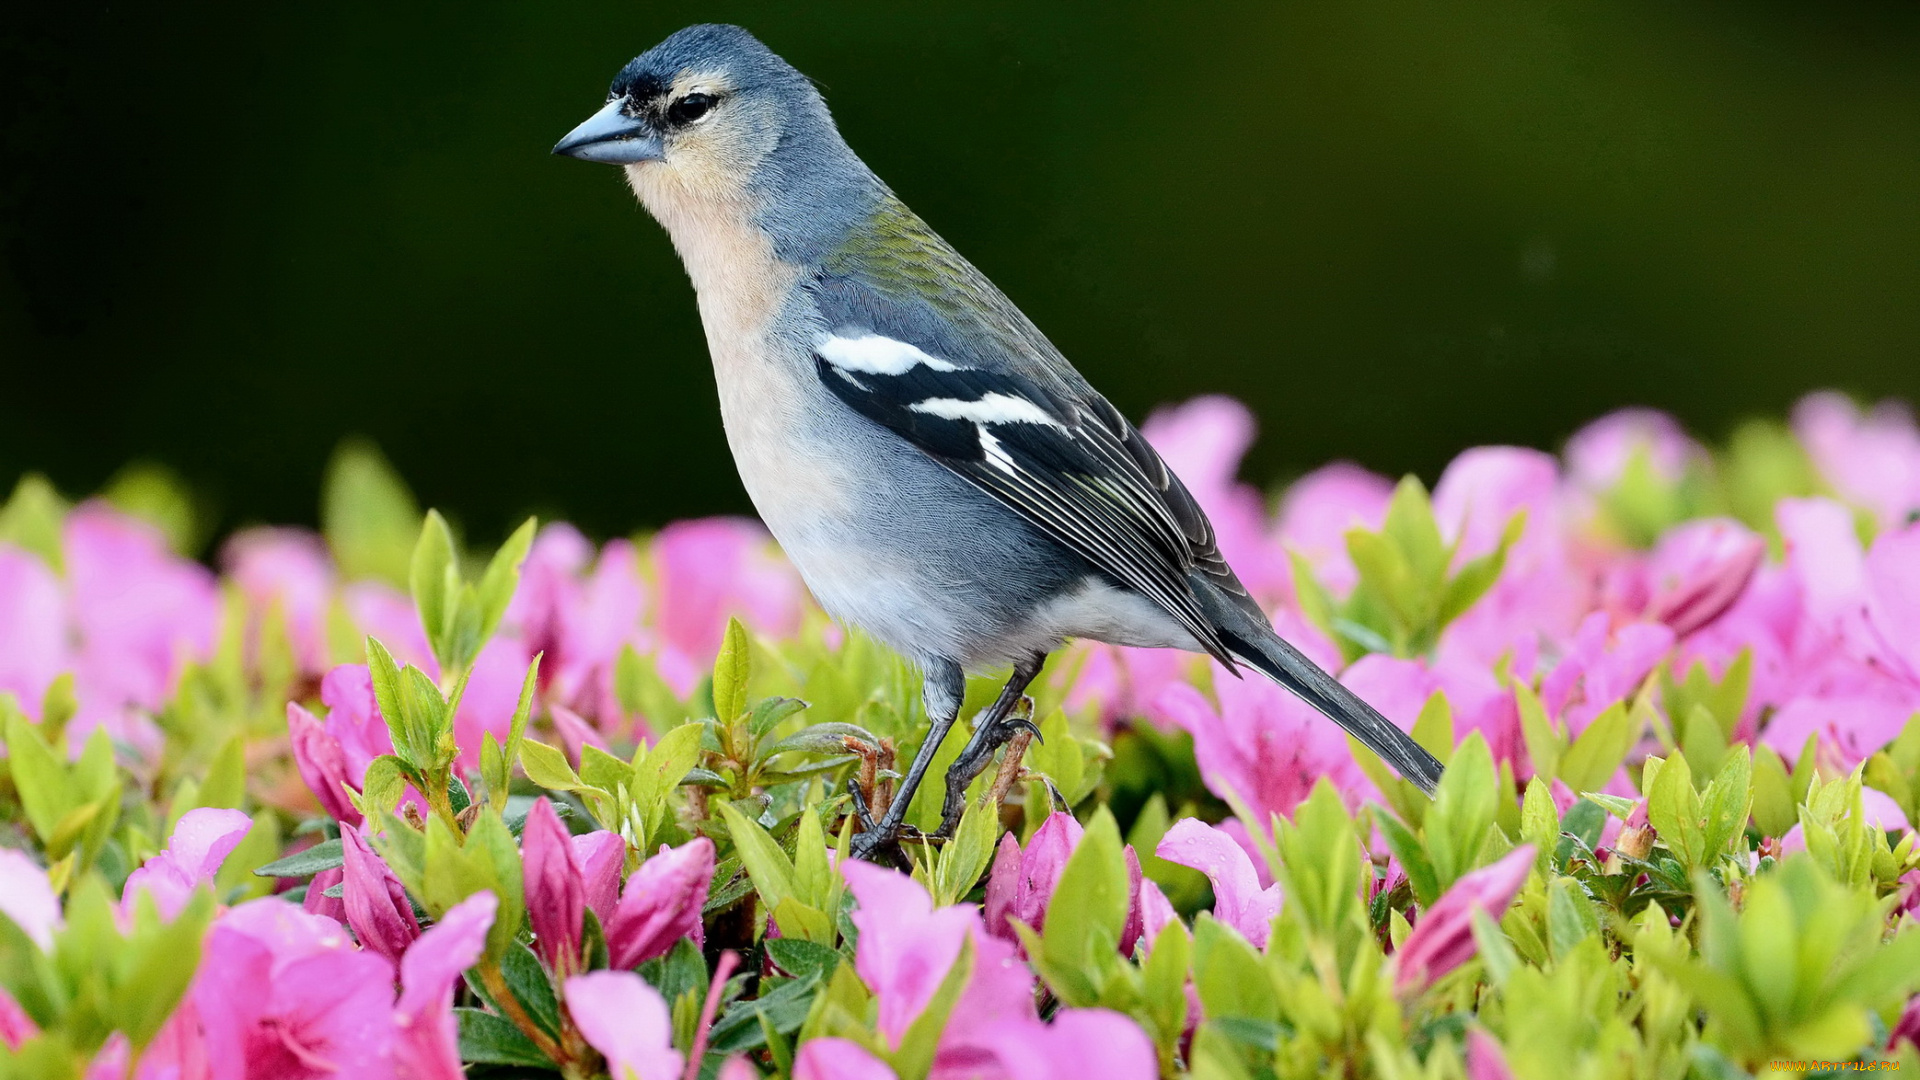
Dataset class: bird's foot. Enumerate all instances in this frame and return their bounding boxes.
[847,778,917,869]
[935,695,1041,838]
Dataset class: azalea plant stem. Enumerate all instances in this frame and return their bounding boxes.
[478,962,569,1066]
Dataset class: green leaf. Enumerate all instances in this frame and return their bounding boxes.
[1469,907,1519,988]
[1514,680,1563,784]
[0,473,69,571]
[1191,914,1278,1024]
[1752,744,1797,839]
[1700,745,1753,863]
[713,617,752,723]
[518,738,585,791]
[1646,753,1707,870]
[366,637,418,767]
[767,938,842,981]
[934,796,1002,908]
[360,755,410,821]
[1426,733,1496,891]
[475,517,536,647]
[1558,700,1642,795]
[709,971,820,1053]
[456,1008,552,1067]
[1374,811,1439,906]
[718,801,799,919]
[1437,509,1525,628]
[323,438,421,587]
[253,838,345,878]
[498,941,562,1037]
[1039,807,1129,976]
[1546,876,1599,960]
[1140,920,1191,1055]
[410,510,459,667]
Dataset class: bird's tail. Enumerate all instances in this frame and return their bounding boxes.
[1214,615,1445,797]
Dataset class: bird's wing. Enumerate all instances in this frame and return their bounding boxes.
[808,297,1252,666]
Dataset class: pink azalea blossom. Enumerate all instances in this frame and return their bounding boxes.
[0,544,67,719]
[563,970,684,1080]
[195,898,399,1080]
[1540,612,1674,736]
[981,1009,1158,1080]
[573,830,627,925]
[983,812,1083,942]
[64,502,219,752]
[509,529,646,732]
[452,636,536,773]
[0,849,61,949]
[1158,648,1372,823]
[794,1038,896,1080]
[394,892,497,1080]
[1564,407,1700,492]
[0,987,35,1051]
[1433,446,1582,669]
[560,968,683,1076]
[222,527,336,675]
[653,517,803,694]
[340,824,421,967]
[1156,818,1283,948]
[304,867,348,924]
[289,702,362,826]
[521,798,586,974]
[1395,845,1535,991]
[841,860,1036,1070]
[1467,1027,1518,1080]
[122,808,253,919]
[605,837,714,969]
[1276,462,1395,595]
[1344,653,1521,767]
[1602,519,1764,639]
[1793,392,1920,529]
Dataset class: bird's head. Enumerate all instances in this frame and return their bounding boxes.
[553,25,834,200]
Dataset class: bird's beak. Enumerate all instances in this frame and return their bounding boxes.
[553,97,664,164]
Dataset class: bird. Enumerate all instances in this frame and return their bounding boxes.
[553,24,1443,861]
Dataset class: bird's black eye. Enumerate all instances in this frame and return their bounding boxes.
[667,92,717,126]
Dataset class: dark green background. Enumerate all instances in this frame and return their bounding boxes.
[5,1,1918,545]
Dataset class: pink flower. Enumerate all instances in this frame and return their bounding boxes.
[122,808,253,920]
[1793,392,1920,529]
[0,544,67,719]
[1156,819,1282,948]
[573,831,626,926]
[794,1038,897,1080]
[1467,1028,1517,1080]
[340,824,421,968]
[0,849,61,949]
[1061,642,1200,730]
[1607,519,1765,638]
[1433,447,1581,668]
[452,637,536,773]
[343,582,435,671]
[508,528,646,732]
[289,702,362,826]
[194,898,398,1080]
[304,867,347,924]
[1344,653,1521,766]
[1540,613,1674,735]
[1157,650,1372,824]
[394,892,497,1080]
[521,798,586,974]
[841,860,1035,1064]
[222,527,336,675]
[1565,408,1700,492]
[605,838,714,969]
[64,503,219,751]
[0,987,35,1051]
[981,1009,1158,1080]
[653,517,803,694]
[1276,463,1395,595]
[1892,995,1920,1054]
[1142,396,1288,600]
[320,664,395,785]
[983,812,1082,942]
[1394,845,1535,991]
[563,970,683,1080]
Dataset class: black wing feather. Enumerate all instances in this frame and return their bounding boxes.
[814,349,1239,665]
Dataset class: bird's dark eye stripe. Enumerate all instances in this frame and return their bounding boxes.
[667,92,717,126]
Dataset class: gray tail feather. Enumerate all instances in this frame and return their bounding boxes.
[1220,624,1445,797]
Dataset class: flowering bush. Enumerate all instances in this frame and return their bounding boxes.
[4,390,1920,1079]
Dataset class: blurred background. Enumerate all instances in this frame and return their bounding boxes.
[4,0,1918,548]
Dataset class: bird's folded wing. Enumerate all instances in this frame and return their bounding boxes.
[811,325,1244,664]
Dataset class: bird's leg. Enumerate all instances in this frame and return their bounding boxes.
[936,652,1047,838]
[850,660,965,864]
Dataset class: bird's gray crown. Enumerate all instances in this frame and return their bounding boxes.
[604,24,886,266]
